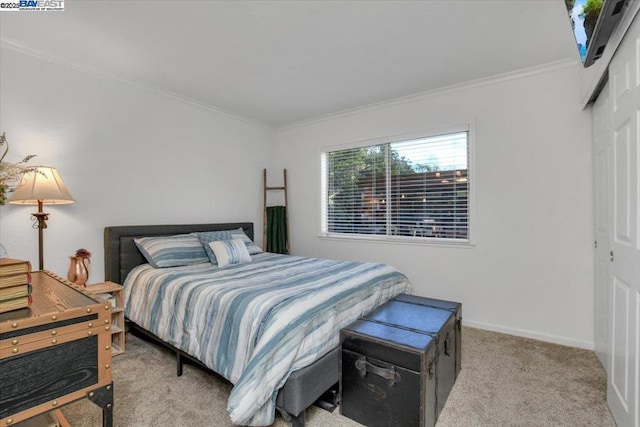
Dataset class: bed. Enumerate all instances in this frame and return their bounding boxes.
[104,222,411,426]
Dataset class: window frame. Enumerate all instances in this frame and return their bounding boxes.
[319,125,476,247]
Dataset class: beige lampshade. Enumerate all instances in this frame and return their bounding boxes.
[8,166,75,205]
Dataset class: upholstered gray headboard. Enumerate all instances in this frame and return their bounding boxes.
[104,222,254,284]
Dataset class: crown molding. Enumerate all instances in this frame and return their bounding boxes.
[278,58,578,132]
[0,38,273,130]
[1,37,579,132]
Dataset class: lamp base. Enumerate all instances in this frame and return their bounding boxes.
[32,201,49,271]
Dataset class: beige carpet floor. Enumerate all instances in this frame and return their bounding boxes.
[60,327,615,426]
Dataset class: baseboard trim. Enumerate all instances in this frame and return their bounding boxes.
[464,319,594,351]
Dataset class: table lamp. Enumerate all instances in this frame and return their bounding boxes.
[9,166,74,270]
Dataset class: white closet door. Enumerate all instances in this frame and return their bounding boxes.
[593,82,611,367]
[608,13,640,426]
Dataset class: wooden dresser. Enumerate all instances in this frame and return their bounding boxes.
[0,271,114,426]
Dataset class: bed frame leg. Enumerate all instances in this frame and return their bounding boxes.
[177,352,183,377]
[290,410,305,427]
[277,408,306,427]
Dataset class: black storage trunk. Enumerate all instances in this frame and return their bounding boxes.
[393,294,463,381]
[340,294,462,427]
[340,319,438,427]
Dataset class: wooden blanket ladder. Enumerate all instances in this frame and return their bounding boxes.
[263,169,290,254]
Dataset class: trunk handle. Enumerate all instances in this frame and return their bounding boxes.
[355,355,401,386]
[444,332,451,356]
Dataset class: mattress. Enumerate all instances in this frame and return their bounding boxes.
[123,252,412,425]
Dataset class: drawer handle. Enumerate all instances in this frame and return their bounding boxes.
[355,356,401,386]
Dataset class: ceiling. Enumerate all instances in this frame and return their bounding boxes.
[0,1,579,127]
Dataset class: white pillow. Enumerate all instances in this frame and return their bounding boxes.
[208,239,252,267]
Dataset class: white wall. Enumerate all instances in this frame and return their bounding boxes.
[275,63,595,348]
[0,44,595,349]
[0,47,273,282]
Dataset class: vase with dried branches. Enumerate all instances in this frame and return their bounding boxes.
[0,132,37,205]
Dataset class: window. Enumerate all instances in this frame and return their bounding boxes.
[321,131,470,242]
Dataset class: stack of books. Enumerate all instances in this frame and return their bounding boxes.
[0,258,33,313]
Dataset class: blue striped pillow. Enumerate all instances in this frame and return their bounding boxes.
[229,228,263,255]
[134,234,209,268]
[195,228,262,265]
[208,239,252,267]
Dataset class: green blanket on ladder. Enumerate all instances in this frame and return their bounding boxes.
[266,206,288,254]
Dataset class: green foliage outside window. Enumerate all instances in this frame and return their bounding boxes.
[325,133,469,240]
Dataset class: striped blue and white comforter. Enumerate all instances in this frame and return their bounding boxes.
[123,253,412,425]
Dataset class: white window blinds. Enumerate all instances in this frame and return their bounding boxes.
[322,131,469,241]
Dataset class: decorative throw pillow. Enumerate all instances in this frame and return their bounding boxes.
[134,234,209,268]
[209,239,252,267]
[229,228,263,255]
[195,230,233,265]
[195,228,262,265]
